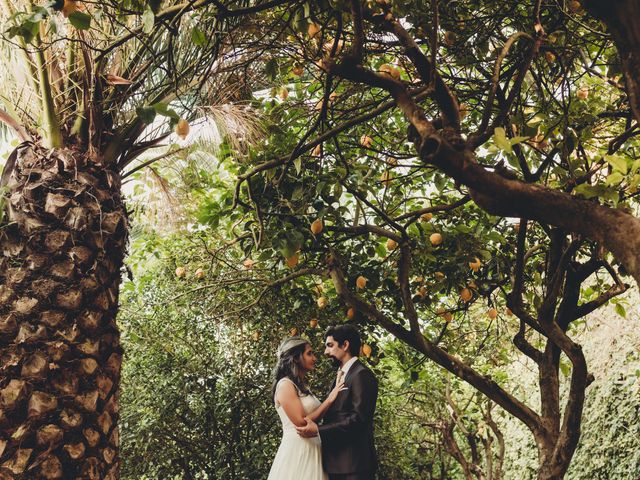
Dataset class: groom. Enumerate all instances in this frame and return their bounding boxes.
[296,324,378,479]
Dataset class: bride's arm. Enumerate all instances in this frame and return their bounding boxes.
[276,381,308,427]
[306,381,346,423]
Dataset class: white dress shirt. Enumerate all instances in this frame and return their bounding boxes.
[339,356,358,377]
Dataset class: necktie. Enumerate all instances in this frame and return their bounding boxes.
[336,369,345,385]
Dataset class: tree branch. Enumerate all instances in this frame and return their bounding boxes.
[478,31,534,134]
[394,195,470,223]
[349,0,365,63]
[327,225,402,242]
[327,252,544,435]
[398,244,421,334]
[380,14,460,129]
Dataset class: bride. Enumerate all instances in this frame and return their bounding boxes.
[268,336,346,480]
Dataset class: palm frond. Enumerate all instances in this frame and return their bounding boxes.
[194,103,264,159]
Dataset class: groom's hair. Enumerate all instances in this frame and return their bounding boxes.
[325,324,361,356]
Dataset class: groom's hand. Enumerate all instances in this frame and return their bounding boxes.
[295,417,319,438]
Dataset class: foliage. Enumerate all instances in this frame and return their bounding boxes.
[119,225,475,479]
[2,0,640,477]
[120,229,299,479]
[118,213,640,480]
[500,312,640,479]
[216,0,640,476]
[569,369,640,479]
[0,0,261,157]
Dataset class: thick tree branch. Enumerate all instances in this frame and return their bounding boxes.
[421,139,640,288]
[573,282,628,320]
[513,318,543,364]
[540,237,582,321]
[327,61,436,139]
[349,0,365,63]
[380,15,460,128]
[325,37,640,290]
[585,0,640,125]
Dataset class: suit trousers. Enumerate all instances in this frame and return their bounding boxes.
[328,473,375,480]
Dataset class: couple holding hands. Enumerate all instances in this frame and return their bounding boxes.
[268,324,378,480]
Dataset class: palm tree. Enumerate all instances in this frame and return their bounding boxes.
[0,1,271,477]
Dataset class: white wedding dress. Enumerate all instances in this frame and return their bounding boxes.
[268,378,328,480]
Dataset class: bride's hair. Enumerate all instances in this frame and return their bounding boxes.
[271,340,311,398]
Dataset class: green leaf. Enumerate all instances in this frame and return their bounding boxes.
[294,158,302,175]
[454,224,472,233]
[478,250,492,260]
[493,127,512,153]
[191,27,205,46]
[434,173,446,191]
[605,171,624,186]
[69,11,92,30]
[602,187,620,206]
[487,231,506,242]
[510,135,530,146]
[573,184,605,199]
[604,155,628,174]
[526,114,545,127]
[136,106,156,124]
[152,103,180,124]
[7,20,40,44]
[615,303,626,318]
[291,186,303,201]
[141,6,155,34]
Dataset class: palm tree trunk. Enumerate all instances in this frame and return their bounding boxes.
[0,142,127,479]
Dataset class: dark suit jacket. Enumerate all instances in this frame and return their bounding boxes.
[319,359,378,475]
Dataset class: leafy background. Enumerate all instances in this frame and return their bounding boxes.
[117,179,640,479]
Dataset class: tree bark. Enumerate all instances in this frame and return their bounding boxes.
[0,143,127,479]
[585,0,640,125]
[537,461,571,480]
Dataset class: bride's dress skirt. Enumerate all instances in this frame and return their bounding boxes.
[267,380,327,480]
